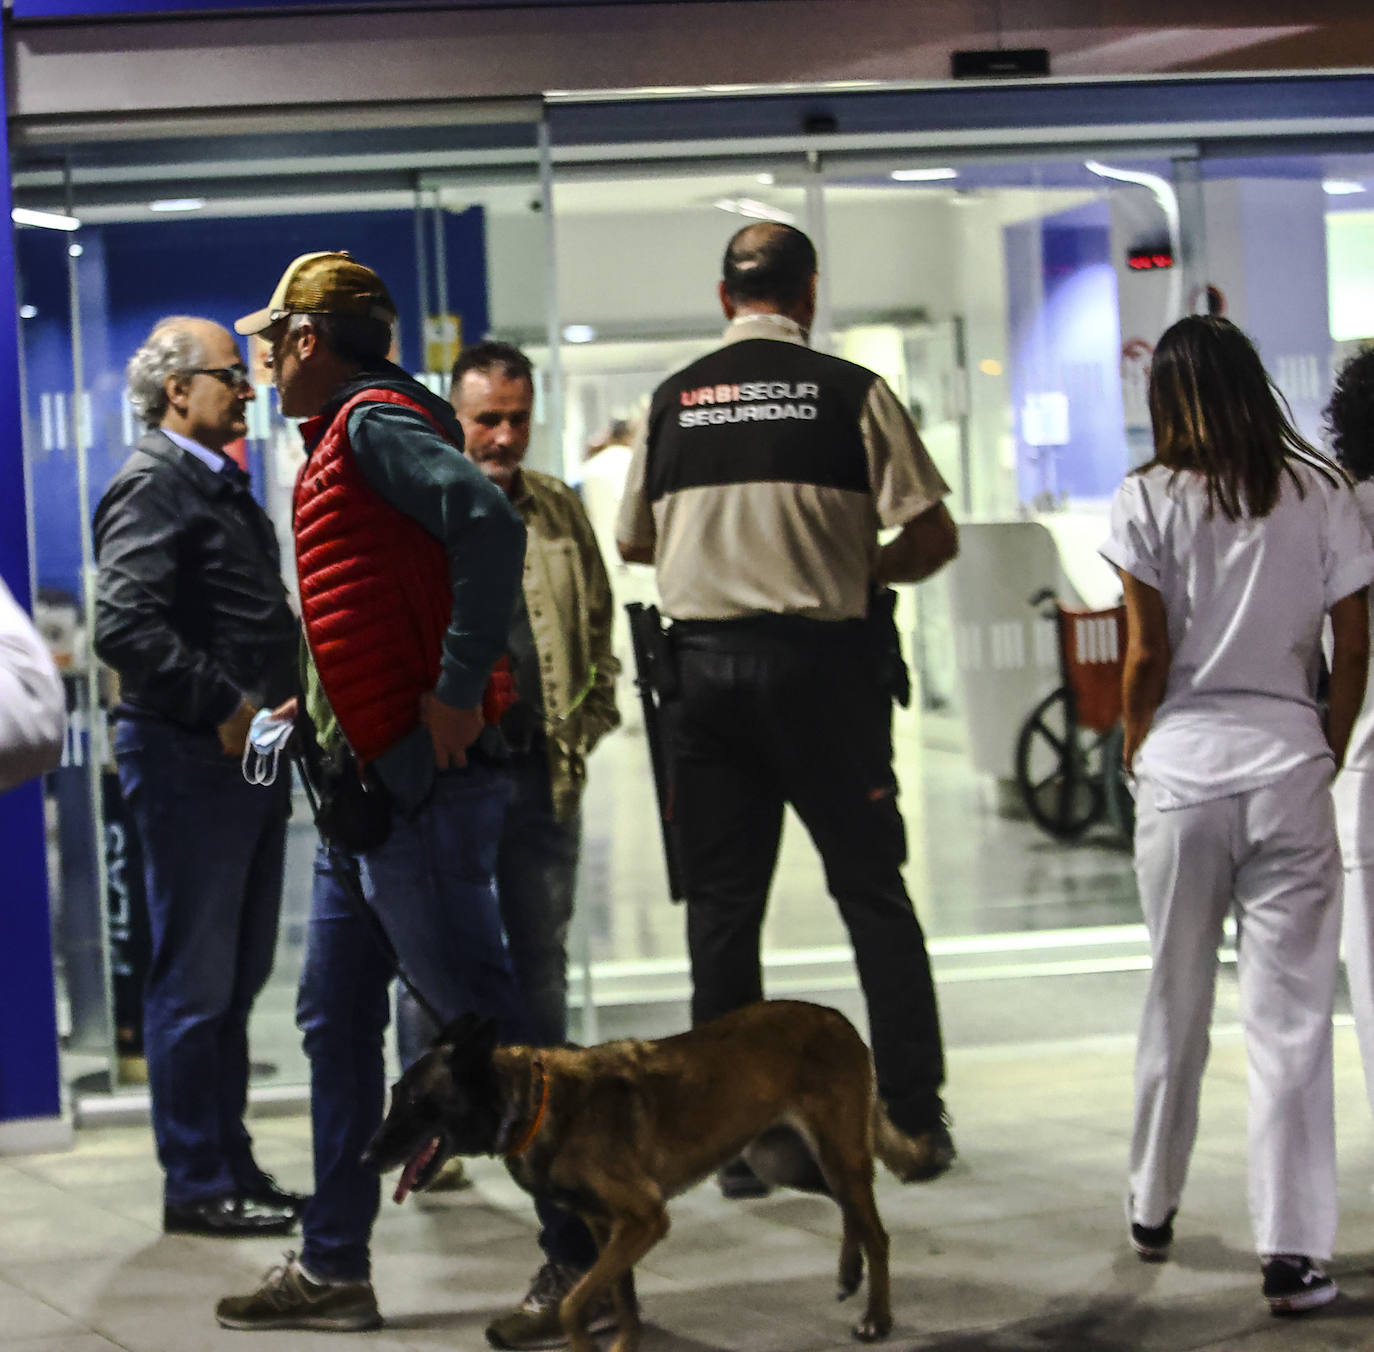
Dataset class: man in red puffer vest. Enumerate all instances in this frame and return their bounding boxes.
[215,252,557,1334]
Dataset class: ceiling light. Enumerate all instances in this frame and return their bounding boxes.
[68,243,83,258]
[18,305,37,320]
[562,324,596,344]
[756,173,775,185]
[713,197,796,225]
[149,198,206,212]
[1323,179,1366,196]
[890,168,958,182]
[11,207,80,231]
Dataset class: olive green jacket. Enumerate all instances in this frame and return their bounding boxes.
[512,467,620,822]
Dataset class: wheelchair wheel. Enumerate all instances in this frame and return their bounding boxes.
[1014,686,1106,840]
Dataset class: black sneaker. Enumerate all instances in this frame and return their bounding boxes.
[1129,1209,1175,1262]
[1261,1256,1338,1315]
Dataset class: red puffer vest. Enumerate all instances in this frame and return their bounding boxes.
[294,389,451,764]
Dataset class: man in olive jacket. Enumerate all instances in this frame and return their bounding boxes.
[93,316,301,1238]
[399,340,620,1350]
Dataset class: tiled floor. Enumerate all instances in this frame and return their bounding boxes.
[6,1024,1374,1351]
[29,702,1374,1348]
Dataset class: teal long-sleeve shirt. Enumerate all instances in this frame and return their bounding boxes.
[302,370,526,813]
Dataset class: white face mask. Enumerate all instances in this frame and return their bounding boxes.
[242,707,296,786]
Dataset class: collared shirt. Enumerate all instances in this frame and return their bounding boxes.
[1101,457,1374,808]
[160,427,233,476]
[616,312,949,622]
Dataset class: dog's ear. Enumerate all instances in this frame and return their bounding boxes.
[435,1013,498,1065]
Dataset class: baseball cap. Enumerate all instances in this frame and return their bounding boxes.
[234,251,397,336]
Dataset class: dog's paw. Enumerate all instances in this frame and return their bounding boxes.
[851,1315,892,1343]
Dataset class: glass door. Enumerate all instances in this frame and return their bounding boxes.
[11,104,552,1100]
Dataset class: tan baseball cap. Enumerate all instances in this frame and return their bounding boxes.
[234,251,397,336]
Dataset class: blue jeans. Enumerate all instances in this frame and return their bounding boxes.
[113,714,288,1206]
[297,765,528,1282]
[394,753,596,1271]
[397,753,580,1060]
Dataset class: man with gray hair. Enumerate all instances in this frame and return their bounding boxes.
[94,315,302,1237]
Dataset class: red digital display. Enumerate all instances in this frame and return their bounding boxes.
[1127,250,1175,271]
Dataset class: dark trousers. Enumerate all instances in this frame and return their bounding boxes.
[113,714,288,1205]
[671,619,947,1133]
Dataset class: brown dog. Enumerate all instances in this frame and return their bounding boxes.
[363,1000,939,1351]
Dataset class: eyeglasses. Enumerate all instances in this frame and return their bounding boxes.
[189,364,252,390]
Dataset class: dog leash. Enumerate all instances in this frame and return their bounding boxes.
[503,1056,550,1157]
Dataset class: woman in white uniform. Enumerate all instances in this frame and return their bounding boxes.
[1326,349,1374,1116]
[1101,316,1374,1315]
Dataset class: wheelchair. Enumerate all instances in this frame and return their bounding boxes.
[1013,589,1135,842]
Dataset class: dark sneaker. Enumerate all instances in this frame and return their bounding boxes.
[485,1261,619,1350]
[1261,1256,1338,1315]
[215,1252,382,1331]
[716,1155,773,1200]
[1129,1209,1175,1262]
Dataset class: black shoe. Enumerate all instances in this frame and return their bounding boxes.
[1261,1256,1338,1315]
[164,1195,298,1237]
[241,1172,310,1214]
[717,1155,772,1200]
[1129,1210,1175,1262]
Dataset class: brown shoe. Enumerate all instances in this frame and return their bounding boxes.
[485,1261,619,1349]
[216,1252,381,1331]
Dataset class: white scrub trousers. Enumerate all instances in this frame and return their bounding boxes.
[1128,756,1341,1260]
[1335,766,1374,1119]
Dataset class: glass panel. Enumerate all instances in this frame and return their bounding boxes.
[547,148,1190,1032]
[546,162,813,1032]
[13,113,550,1101]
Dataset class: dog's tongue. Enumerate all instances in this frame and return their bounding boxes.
[393,1136,439,1204]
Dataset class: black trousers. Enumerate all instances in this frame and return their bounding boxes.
[670,617,947,1132]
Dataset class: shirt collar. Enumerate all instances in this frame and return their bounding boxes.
[161,427,233,475]
[722,312,808,347]
[508,468,537,515]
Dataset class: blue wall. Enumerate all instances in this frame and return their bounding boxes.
[1005,205,1129,505]
[20,203,488,600]
[0,43,63,1128]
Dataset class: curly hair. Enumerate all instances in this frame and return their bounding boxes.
[1325,346,1374,484]
[125,318,206,428]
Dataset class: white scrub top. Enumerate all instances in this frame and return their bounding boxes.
[1100,456,1374,809]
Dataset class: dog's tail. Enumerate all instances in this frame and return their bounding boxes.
[872,1102,956,1184]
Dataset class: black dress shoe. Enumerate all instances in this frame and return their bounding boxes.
[163,1194,298,1237]
[240,1171,310,1214]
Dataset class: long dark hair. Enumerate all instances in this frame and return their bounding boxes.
[1145,315,1342,519]
[1325,346,1374,484]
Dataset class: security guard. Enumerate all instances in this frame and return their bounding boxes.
[616,222,959,1193]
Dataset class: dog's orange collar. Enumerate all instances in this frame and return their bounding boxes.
[505,1057,549,1158]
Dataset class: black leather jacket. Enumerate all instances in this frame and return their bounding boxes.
[93,430,298,731]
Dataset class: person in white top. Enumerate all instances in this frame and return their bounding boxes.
[1101,315,1374,1316]
[1325,348,1374,1122]
[0,575,64,793]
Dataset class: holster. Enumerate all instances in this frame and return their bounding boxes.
[295,702,393,854]
[866,585,912,709]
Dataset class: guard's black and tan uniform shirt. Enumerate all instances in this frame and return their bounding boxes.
[616,312,950,621]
